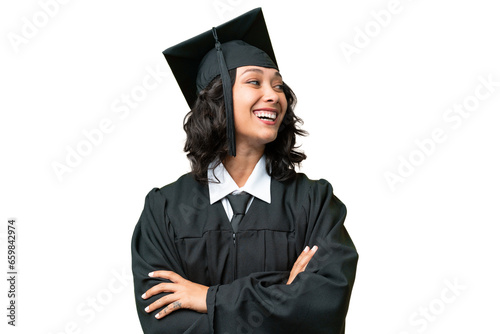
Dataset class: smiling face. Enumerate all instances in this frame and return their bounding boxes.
[232,66,288,153]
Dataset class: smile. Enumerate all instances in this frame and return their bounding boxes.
[253,110,277,121]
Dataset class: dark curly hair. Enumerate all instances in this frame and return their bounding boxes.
[183,69,307,184]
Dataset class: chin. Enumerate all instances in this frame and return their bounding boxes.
[261,133,279,145]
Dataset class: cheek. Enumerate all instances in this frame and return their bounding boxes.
[280,100,288,121]
[280,94,288,112]
[233,92,257,112]
[233,101,255,127]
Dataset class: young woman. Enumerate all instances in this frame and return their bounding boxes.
[132,8,358,334]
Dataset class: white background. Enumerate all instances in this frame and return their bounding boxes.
[1,0,499,333]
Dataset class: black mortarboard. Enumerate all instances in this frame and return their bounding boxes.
[163,8,278,156]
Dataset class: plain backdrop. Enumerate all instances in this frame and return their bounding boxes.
[1,0,499,333]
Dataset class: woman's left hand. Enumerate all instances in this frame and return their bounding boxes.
[142,271,209,319]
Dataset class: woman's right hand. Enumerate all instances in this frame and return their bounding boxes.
[286,245,318,285]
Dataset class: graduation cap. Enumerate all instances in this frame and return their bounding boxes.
[163,7,278,156]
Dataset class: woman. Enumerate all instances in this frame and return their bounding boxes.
[131,8,358,334]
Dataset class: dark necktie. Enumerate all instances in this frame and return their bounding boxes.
[226,192,252,233]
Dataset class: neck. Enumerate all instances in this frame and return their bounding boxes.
[223,147,264,188]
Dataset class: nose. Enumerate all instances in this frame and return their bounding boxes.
[262,83,279,104]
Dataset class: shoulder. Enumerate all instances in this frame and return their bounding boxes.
[278,172,336,195]
[277,173,345,210]
[158,172,201,194]
[143,172,209,209]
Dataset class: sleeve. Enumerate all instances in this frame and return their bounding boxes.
[131,188,211,334]
[206,179,358,334]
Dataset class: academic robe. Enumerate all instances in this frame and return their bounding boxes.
[131,172,358,334]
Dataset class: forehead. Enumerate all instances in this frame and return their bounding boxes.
[236,66,281,77]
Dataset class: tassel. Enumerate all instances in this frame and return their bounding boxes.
[212,27,236,157]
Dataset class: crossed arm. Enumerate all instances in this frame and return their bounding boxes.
[142,246,318,320]
[133,183,357,333]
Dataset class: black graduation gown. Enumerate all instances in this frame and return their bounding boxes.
[131,172,358,334]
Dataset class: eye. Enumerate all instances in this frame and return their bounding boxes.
[246,80,260,86]
[274,83,285,91]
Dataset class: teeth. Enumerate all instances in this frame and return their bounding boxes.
[254,111,277,120]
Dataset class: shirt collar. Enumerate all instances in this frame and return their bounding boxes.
[207,154,271,205]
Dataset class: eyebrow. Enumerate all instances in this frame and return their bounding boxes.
[241,68,282,78]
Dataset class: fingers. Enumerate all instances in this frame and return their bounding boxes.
[155,300,183,319]
[144,293,177,313]
[142,282,177,300]
[148,270,184,283]
[286,245,318,285]
[143,293,183,319]
[295,245,318,271]
[302,245,318,270]
[142,271,184,315]
[142,270,206,319]
[142,273,184,319]
[141,271,184,300]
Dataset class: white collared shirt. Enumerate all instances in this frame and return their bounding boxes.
[207,154,271,220]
